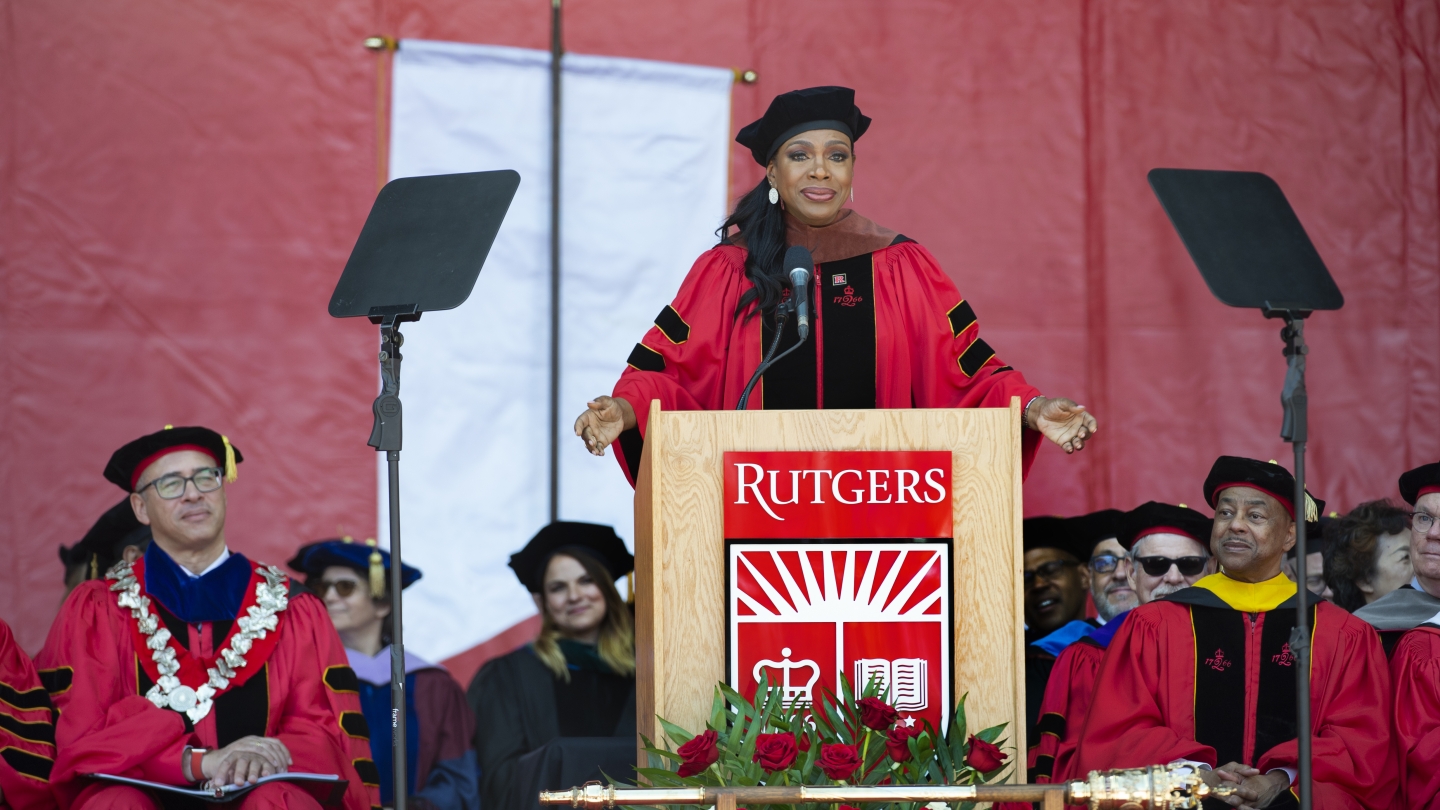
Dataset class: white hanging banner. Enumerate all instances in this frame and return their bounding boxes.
[383,39,732,665]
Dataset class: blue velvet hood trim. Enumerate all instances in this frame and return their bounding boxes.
[143,542,252,623]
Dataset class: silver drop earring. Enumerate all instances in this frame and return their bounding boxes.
[768,186,779,205]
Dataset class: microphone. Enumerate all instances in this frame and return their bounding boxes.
[735,247,816,410]
[785,246,814,340]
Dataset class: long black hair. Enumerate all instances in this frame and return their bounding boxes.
[719,177,788,322]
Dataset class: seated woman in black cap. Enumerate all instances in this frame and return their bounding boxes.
[467,522,635,810]
[574,85,1097,483]
[291,539,477,810]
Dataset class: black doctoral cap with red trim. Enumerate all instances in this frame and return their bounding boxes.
[1398,461,1440,506]
[1120,501,1213,551]
[736,86,872,166]
[104,425,243,492]
[1202,456,1324,529]
[508,522,634,594]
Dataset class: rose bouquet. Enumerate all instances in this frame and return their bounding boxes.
[635,675,1011,810]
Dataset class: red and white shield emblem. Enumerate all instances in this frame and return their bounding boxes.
[729,543,951,730]
[723,450,954,731]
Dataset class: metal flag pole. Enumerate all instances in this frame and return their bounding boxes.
[547,0,563,523]
[1269,306,1312,810]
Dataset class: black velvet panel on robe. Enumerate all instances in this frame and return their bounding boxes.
[761,251,883,410]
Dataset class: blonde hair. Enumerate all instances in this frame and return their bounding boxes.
[532,550,635,680]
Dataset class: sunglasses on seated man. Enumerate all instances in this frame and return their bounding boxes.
[1133,555,1208,577]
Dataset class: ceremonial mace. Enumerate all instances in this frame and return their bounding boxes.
[331,170,520,810]
[538,764,1238,810]
[1149,168,1345,810]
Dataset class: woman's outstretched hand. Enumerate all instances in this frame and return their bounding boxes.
[574,395,636,457]
[1027,396,1097,454]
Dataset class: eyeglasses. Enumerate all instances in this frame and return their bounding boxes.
[1411,512,1437,534]
[1023,559,1080,587]
[1134,556,1208,577]
[310,579,362,598]
[135,467,223,500]
[1089,554,1129,574]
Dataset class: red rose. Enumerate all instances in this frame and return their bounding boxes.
[964,734,1007,773]
[752,732,798,772]
[677,729,720,777]
[857,697,899,730]
[885,721,924,762]
[818,743,861,781]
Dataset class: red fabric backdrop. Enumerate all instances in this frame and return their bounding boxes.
[2,0,1436,654]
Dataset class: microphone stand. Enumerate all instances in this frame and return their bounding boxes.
[736,302,803,410]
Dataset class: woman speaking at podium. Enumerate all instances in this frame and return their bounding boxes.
[575,86,1096,484]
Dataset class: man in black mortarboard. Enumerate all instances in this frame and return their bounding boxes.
[1020,515,1097,757]
[35,426,378,810]
[1070,509,1136,624]
[1076,456,1397,809]
[59,499,152,595]
[1022,516,1093,639]
[1354,461,1440,809]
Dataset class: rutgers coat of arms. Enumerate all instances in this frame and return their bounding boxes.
[723,450,955,731]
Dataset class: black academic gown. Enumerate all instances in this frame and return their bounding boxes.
[468,643,636,810]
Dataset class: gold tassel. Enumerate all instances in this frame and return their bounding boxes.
[90,553,98,581]
[626,573,634,605]
[220,435,238,483]
[366,538,385,598]
[1305,493,1319,524]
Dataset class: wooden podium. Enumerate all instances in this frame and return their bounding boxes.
[632,398,1027,770]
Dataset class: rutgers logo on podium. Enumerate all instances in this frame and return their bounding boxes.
[725,450,954,731]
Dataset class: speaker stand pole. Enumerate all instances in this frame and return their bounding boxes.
[369,304,418,810]
[1268,306,1312,810]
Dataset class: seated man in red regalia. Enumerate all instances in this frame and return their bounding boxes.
[1355,461,1440,809]
[37,427,379,810]
[1074,457,1397,809]
[0,618,57,810]
[1032,501,1215,785]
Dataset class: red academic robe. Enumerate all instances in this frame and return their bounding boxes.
[609,239,1042,484]
[1390,625,1440,809]
[1073,575,1397,809]
[1031,637,1104,785]
[0,619,57,810]
[37,573,379,810]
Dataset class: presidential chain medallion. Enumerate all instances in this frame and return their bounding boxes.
[107,560,289,723]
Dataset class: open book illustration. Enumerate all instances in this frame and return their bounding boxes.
[86,772,347,805]
[853,657,929,712]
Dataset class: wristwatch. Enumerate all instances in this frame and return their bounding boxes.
[182,746,208,783]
